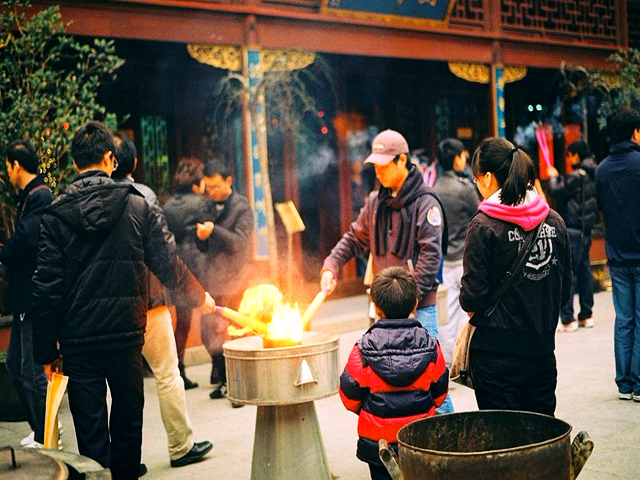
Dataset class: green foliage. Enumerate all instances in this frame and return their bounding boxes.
[0,0,123,239]
[589,49,640,130]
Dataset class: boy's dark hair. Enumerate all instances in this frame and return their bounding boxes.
[6,139,39,174]
[370,266,417,319]
[471,137,535,206]
[71,121,117,170]
[607,107,640,144]
[112,131,137,179]
[437,138,465,171]
[174,157,204,193]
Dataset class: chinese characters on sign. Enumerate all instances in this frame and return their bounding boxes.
[323,0,454,24]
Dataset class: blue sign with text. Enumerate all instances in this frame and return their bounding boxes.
[324,0,454,23]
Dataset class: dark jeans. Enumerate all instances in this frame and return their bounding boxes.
[561,230,594,324]
[174,306,193,364]
[65,346,144,480]
[609,266,640,394]
[6,312,47,444]
[369,461,393,480]
[471,351,557,416]
[201,292,242,384]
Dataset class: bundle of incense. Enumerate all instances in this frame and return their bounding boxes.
[215,306,269,335]
[301,289,328,330]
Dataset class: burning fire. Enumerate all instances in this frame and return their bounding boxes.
[228,284,303,346]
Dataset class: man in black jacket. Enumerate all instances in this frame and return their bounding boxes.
[1,140,53,448]
[198,160,253,401]
[32,122,215,480]
[548,141,598,332]
[112,132,212,469]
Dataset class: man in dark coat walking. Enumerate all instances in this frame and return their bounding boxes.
[595,107,640,402]
[548,140,598,332]
[31,121,215,480]
[1,139,53,448]
[198,160,254,401]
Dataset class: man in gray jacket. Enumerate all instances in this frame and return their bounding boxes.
[320,129,453,413]
[433,138,479,365]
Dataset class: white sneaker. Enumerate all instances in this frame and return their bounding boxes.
[619,392,633,400]
[20,431,35,447]
[23,440,44,449]
[557,321,578,333]
[633,393,640,403]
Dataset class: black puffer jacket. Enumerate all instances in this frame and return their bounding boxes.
[548,157,597,234]
[0,176,52,314]
[32,171,204,364]
[114,177,171,309]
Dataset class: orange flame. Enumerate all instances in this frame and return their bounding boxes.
[228,284,303,345]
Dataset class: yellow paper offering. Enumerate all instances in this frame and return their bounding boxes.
[44,372,68,449]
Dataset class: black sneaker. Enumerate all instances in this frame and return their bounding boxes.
[138,463,148,477]
[170,441,213,468]
[209,383,228,399]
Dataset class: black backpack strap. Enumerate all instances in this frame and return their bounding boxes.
[474,219,545,321]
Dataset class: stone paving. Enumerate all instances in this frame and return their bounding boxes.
[1,291,638,479]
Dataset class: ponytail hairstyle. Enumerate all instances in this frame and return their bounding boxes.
[471,137,535,206]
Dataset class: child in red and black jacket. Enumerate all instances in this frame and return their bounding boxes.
[339,266,449,480]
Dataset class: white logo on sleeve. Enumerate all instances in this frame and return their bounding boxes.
[427,206,442,227]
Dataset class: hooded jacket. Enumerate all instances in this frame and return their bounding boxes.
[595,140,640,267]
[339,318,448,464]
[31,171,204,364]
[0,175,52,314]
[460,189,572,357]
[323,165,446,307]
[548,156,598,234]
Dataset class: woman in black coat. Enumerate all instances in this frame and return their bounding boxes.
[460,138,572,416]
[164,158,211,389]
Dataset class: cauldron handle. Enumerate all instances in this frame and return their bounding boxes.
[378,439,404,480]
[570,431,594,479]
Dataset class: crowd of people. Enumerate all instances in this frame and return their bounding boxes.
[0,105,639,479]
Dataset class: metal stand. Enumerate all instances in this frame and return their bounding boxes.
[251,402,331,480]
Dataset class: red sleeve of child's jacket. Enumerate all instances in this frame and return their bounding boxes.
[428,342,449,407]
[339,344,369,413]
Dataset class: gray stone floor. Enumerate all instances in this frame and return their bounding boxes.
[1,291,638,479]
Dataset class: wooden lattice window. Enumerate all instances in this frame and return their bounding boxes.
[141,116,170,196]
[629,0,640,49]
[450,0,485,28]
[501,0,617,44]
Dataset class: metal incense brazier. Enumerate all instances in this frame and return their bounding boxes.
[379,410,594,480]
[223,331,339,480]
